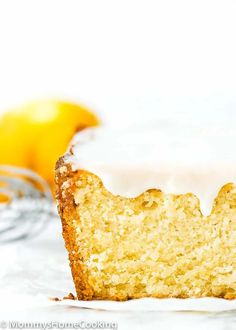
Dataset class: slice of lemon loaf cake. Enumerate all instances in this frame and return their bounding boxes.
[55,124,236,300]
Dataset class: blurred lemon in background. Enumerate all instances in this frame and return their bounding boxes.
[0,100,99,187]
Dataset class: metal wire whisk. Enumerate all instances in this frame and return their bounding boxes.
[0,165,58,243]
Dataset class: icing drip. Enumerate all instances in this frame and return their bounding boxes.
[66,123,236,216]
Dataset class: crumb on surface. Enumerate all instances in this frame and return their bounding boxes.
[49,297,61,302]
[63,292,77,300]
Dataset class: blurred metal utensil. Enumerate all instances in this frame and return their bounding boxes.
[0,165,57,243]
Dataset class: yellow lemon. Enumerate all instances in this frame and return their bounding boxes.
[0,100,99,187]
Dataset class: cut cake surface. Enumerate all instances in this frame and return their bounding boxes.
[55,126,236,300]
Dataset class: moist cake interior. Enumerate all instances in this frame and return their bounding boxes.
[69,171,236,300]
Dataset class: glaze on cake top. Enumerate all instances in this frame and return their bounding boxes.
[65,121,236,216]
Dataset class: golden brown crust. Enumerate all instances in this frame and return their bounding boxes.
[55,156,94,300]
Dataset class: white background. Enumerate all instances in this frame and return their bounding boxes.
[0,0,236,125]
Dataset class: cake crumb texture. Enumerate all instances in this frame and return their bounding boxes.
[56,161,236,300]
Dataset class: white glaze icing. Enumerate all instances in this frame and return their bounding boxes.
[65,122,236,216]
